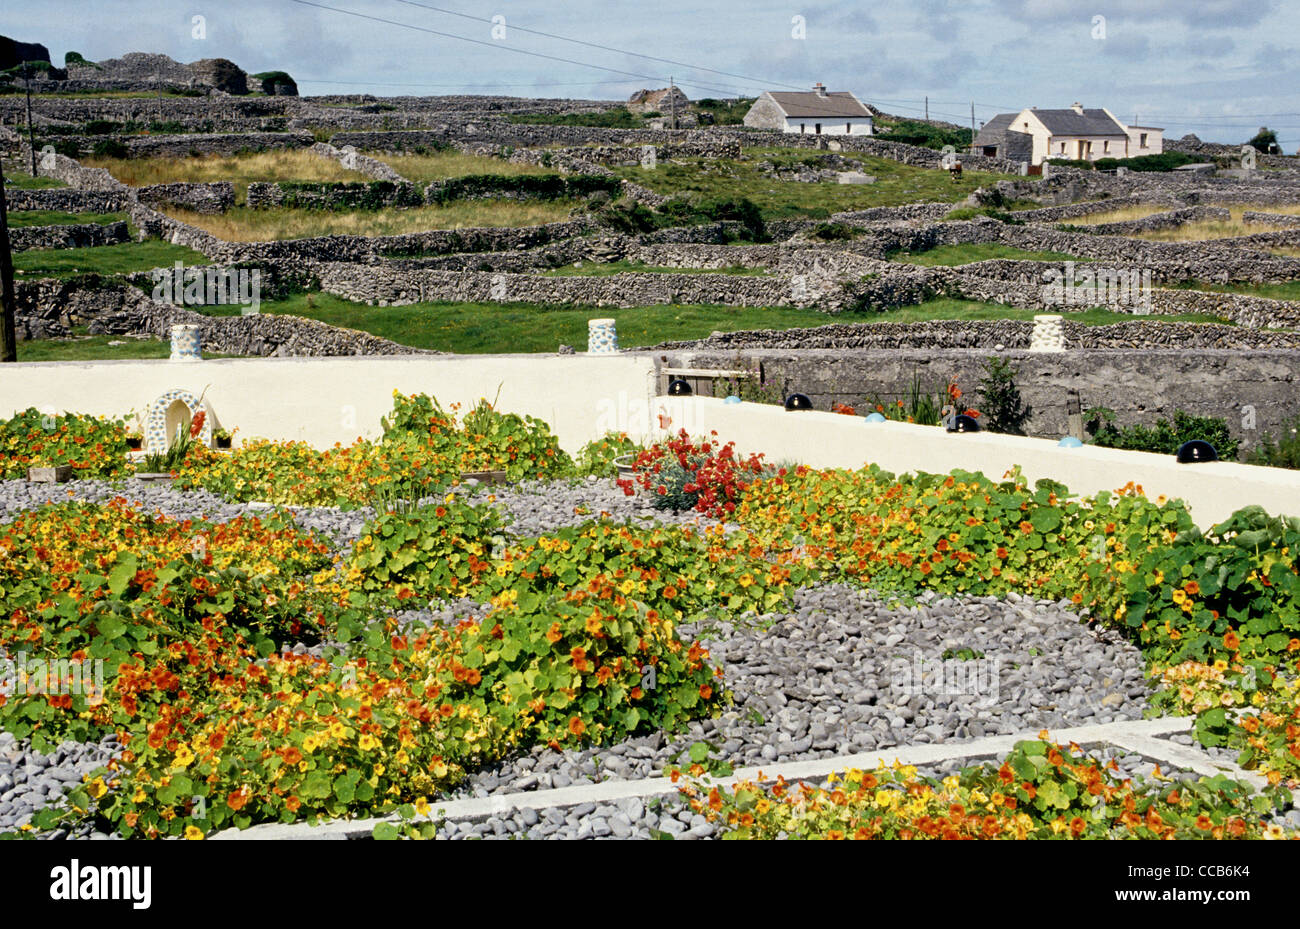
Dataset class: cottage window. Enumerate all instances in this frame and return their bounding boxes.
[815,123,821,134]
[800,123,806,133]
[1140,132,1148,147]
[1103,141,1109,153]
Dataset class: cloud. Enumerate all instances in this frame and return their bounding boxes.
[990,0,1277,29]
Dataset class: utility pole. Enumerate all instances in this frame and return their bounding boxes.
[0,160,18,362]
[970,102,975,140]
[669,75,677,130]
[925,96,928,121]
[23,62,35,176]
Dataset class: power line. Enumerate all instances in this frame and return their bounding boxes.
[387,0,810,93]
[286,0,751,99]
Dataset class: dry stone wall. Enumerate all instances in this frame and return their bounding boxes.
[655,343,1300,453]
[137,181,234,214]
[7,220,129,252]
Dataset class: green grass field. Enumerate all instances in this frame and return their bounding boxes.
[200,293,828,352]
[610,148,1023,220]
[15,331,169,362]
[15,328,242,362]
[12,240,209,278]
[3,171,67,189]
[9,209,131,227]
[888,243,1087,266]
[191,292,1233,354]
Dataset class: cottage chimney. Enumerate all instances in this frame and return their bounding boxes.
[813,82,827,97]
[1071,102,1084,114]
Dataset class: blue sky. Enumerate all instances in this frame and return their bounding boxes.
[6,0,1298,145]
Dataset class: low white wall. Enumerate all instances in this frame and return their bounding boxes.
[650,397,1300,528]
[0,355,659,452]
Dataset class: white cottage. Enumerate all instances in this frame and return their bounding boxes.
[743,84,874,136]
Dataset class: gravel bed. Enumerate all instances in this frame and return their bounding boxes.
[436,585,1153,805]
[0,731,121,839]
[0,476,707,550]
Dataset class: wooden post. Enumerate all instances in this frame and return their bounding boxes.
[0,160,18,362]
[1066,388,1083,441]
[23,62,36,176]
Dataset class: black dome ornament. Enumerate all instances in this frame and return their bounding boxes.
[1176,440,1217,463]
[784,393,813,411]
[667,378,693,396]
[947,414,981,433]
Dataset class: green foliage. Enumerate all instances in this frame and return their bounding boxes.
[692,98,755,125]
[1248,415,1300,470]
[1086,408,1240,460]
[573,432,642,478]
[659,196,767,241]
[1047,152,1201,172]
[64,52,96,68]
[1101,505,1300,667]
[810,221,857,241]
[978,356,1032,435]
[251,70,297,94]
[350,499,506,601]
[1248,127,1279,153]
[0,408,129,479]
[90,138,129,159]
[875,118,972,151]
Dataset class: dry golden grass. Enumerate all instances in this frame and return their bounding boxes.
[84,150,368,203]
[366,150,551,185]
[1269,247,1300,259]
[1065,204,1171,225]
[1135,206,1286,241]
[1069,202,1300,240]
[165,200,578,241]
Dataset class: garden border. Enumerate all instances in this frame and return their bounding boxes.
[210,715,1266,840]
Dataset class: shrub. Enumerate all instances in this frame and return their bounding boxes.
[810,221,856,241]
[83,120,121,135]
[1086,408,1240,460]
[618,430,765,518]
[595,200,659,234]
[1248,415,1300,470]
[573,431,641,477]
[90,138,129,159]
[978,356,1032,435]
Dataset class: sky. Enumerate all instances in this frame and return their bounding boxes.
[4,0,1298,146]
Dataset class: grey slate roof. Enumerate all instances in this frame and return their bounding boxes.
[1029,108,1127,136]
[973,112,1017,146]
[766,91,871,119]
